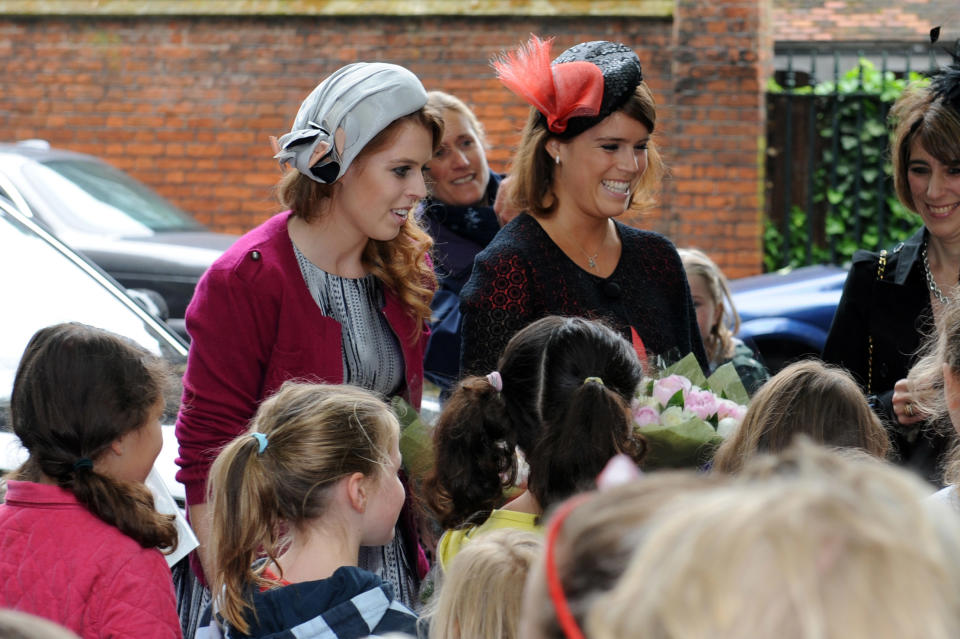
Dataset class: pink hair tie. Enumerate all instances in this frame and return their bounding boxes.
[486,371,503,392]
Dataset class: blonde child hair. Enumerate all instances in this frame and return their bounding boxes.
[520,471,723,639]
[588,441,960,639]
[678,248,739,364]
[711,359,889,473]
[909,292,960,484]
[422,528,540,639]
[207,382,403,635]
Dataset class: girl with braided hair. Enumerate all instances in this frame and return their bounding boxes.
[0,322,180,638]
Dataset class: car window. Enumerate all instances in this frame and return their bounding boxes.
[0,209,187,430]
[20,159,203,236]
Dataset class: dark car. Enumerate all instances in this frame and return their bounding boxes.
[0,141,237,335]
[730,264,847,373]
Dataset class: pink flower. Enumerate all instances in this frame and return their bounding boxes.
[717,398,746,421]
[633,404,660,427]
[684,388,719,421]
[653,375,692,406]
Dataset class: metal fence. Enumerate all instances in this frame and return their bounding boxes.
[766,47,943,269]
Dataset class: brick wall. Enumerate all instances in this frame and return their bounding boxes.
[0,7,769,276]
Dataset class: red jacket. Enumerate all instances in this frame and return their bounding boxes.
[175,211,428,506]
[0,481,180,639]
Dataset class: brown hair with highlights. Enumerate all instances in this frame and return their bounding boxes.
[711,359,889,474]
[207,382,400,634]
[508,84,664,218]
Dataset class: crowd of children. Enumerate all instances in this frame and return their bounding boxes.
[5,31,960,639]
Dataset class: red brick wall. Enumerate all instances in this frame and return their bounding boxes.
[0,9,768,276]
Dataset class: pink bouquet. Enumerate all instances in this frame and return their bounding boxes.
[632,354,749,469]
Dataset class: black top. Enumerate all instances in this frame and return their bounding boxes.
[459,213,708,376]
[822,227,949,483]
[421,170,502,297]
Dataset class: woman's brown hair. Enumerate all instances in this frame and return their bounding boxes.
[207,382,399,634]
[275,106,444,335]
[890,84,960,213]
[9,322,177,550]
[508,83,664,218]
[711,359,890,473]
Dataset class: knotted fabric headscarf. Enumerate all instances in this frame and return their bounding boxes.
[274,62,428,184]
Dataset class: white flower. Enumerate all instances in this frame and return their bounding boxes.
[661,405,687,428]
[717,417,740,438]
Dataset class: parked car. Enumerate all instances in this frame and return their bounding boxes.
[730,264,847,373]
[0,141,237,337]
[0,194,188,504]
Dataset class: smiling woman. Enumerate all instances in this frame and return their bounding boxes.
[822,52,960,483]
[419,91,503,390]
[459,36,707,376]
[174,62,442,607]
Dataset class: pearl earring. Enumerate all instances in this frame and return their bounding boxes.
[555,155,561,165]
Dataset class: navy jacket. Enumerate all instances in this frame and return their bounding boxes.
[196,566,417,639]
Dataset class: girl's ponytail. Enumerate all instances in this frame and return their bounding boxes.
[209,434,283,635]
[66,467,177,550]
[206,383,400,635]
[530,380,644,512]
[424,375,515,529]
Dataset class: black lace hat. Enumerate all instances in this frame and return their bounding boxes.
[550,40,644,137]
[494,36,645,139]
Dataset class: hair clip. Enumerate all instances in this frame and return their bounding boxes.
[486,371,503,392]
[251,432,269,455]
[583,376,604,386]
[72,458,93,472]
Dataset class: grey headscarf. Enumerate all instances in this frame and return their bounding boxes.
[274,62,428,184]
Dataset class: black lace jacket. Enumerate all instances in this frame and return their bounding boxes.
[459,214,708,376]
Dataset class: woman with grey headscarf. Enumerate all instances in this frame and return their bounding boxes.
[175,62,442,609]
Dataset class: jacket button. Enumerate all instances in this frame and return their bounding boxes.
[250,251,261,261]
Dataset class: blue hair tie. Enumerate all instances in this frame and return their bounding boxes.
[72,458,93,472]
[251,432,269,455]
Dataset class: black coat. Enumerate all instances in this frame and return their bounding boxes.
[822,227,949,484]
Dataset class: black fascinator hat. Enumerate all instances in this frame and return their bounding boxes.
[929,26,960,113]
[494,36,645,139]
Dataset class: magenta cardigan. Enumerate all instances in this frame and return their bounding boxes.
[0,481,181,639]
[175,211,428,506]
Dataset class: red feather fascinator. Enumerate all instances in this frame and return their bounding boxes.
[494,35,605,134]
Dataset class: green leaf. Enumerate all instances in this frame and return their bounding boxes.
[706,362,750,405]
[827,189,844,205]
[392,397,434,483]
[662,352,708,387]
[637,418,724,470]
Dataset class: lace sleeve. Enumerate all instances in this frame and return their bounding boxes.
[459,251,534,376]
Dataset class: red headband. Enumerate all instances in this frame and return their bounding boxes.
[544,494,593,639]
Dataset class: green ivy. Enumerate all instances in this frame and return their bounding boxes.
[765,60,926,269]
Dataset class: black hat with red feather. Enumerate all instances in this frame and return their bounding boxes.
[494,36,645,139]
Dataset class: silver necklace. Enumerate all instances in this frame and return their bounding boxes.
[923,241,951,305]
[582,249,600,270]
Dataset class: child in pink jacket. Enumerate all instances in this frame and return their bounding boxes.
[0,322,181,639]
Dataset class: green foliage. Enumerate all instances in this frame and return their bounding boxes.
[765,60,927,269]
